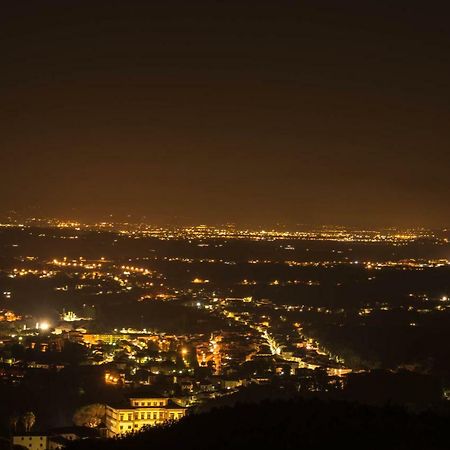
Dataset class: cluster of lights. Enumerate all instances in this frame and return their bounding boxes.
[121,265,152,275]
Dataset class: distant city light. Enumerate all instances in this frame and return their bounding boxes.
[38,321,50,331]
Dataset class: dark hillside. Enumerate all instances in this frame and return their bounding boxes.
[68,398,450,450]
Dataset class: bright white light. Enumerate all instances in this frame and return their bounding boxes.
[39,321,50,331]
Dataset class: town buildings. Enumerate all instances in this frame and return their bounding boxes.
[105,395,186,437]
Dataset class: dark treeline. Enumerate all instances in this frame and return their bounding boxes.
[67,397,450,450]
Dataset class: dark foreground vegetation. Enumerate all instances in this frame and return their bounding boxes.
[68,398,450,450]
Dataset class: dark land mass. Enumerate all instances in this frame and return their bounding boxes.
[67,396,450,450]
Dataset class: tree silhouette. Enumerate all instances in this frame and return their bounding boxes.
[9,415,19,433]
[73,404,106,428]
[21,412,36,432]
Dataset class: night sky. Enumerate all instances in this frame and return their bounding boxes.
[1,1,449,227]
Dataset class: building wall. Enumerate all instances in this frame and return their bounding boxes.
[129,397,169,407]
[106,404,186,437]
[13,435,48,450]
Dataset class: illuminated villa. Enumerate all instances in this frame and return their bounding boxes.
[105,396,186,437]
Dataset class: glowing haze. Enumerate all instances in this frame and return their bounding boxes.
[1,1,449,227]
